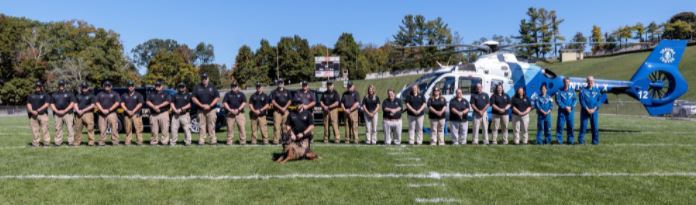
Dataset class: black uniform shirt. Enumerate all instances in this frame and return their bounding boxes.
[223,91,246,110]
[287,109,314,135]
[341,91,359,109]
[121,92,144,112]
[362,95,380,113]
[192,83,219,105]
[511,96,532,115]
[173,92,192,114]
[96,91,121,112]
[249,92,270,117]
[297,90,315,106]
[321,90,339,108]
[147,91,171,114]
[76,93,96,110]
[405,93,426,116]
[490,94,511,115]
[470,92,490,111]
[427,96,447,119]
[382,98,403,120]
[271,88,291,107]
[27,92,50,115]
[449,97,470,122]
[51,90,76,111]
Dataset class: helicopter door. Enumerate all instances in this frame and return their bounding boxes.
[457,76,482,95]
[432,76,456,100]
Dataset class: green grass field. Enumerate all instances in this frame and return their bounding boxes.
[1,113,696,204]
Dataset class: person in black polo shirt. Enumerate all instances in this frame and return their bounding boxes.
[27,81,51,147]
[382,89,403,145]
[341,82,360,144]
[96,81,121,146]
[192,73,220,145]
[271,79,291,144]
[361,84,380,144]
[320,81,340,143]
[449,88,470,145]
[286,96,315,150]
[297,81,316,110]
[50,80,77,146]
[74,82,95,146]
[405,85,426,145]
[249,82,270,145]
[147,80,171,145]
[470,83,490,145]
[427,87,447,145]
[490,84,511,144]
[223,82,247,145]
[171,82,193,146]
[511,87,532,145]
[120,81,144,145]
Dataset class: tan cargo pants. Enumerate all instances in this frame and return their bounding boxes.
[74,113,95,146]
[150,111,170,145]
[98,112,119,145]
[345,110,359,144]
[171,113,192,145]
[323,109,340,143]
[198,110,217,145]
[226,113,246,144]
[29,114,50,146]
[272,111,288,144]
[54,113,75,145]
[124,114,144,145]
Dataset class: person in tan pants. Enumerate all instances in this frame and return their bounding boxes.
[341,82,360,144]
[511,87,532,145]
[427,87,447,145]
[96,81,121,146]
[223,82,247,145]
[271,80,291,144]
[192,73,220,145]
[171,82,193,146]
[121,81,144,145]
[74,82,95,146]
[320,81,340,143]
[27,81,51,147]
[50,80,76,146]
[147,80,171,145]
[248,82,270,144]
[490,84,511,144]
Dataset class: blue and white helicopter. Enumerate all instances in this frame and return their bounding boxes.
[397,40,689,116]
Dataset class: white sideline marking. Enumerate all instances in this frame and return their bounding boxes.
[415,198,459,203]
[0,172,696,181]
[407,183,445,188]
[395,164,425,167]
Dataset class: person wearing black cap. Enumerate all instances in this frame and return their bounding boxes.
[27,81,51,147]
[50,80,77,146]
[147,80,172,145]
[120,81,144,145]
[249,82,270,144]
[341,82,360,144]
[271,79,291,144]
[286,95,314,150]
[297,80,315,110]
[96,80,121,145]
[222,82,247,145]
[74,82,96,146]
[171,82,193,146]
[192,73,220,145]
[320,81,340,143]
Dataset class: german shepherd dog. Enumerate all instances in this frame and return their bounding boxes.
[274,127,318,164]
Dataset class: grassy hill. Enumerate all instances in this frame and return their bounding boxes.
[542,45,696,100]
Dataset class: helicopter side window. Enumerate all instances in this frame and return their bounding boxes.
[432,77,456,96]
[458,77,482,95]
[490,80,504,93]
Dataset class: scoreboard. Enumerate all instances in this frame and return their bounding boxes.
[314,56,340,78]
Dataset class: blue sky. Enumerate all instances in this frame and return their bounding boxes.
[2,0,695,73]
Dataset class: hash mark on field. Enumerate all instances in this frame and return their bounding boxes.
[395,157,422,161]
[394,163,425,167]
[1,172,696,181]
[407,183,445,188]
[415,198,459,203]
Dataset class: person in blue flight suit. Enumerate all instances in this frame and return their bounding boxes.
[555,77,577,144]
[534,84,553,145]
[578,76,604,145]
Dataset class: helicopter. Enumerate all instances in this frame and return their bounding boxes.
[396,40,689,116]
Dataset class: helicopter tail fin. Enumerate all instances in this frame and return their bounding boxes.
[628,40,689,115]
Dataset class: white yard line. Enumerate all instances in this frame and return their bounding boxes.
[407,183,445,188]
[394,163,425,167]
[415,198,460,203]
[1,172,695,181]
